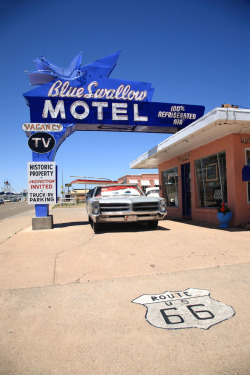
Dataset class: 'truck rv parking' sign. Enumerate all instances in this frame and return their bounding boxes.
[27,162,56,204]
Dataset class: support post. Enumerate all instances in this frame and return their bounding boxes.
[35,204,49,217]
[31,152,54,230]
[32,204,53,230]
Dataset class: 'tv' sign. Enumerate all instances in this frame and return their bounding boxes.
[28,132,56,153]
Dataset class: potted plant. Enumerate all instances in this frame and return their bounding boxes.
[217,203,232,228]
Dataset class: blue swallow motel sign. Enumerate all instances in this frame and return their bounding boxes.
[23,51,205,222]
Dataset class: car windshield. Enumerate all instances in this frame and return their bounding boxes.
[146,189,159,195]
[95,185,143,197]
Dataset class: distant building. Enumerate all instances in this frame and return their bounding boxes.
[70,178,119,201]
[117,173,159,193]
[68,189,88,202]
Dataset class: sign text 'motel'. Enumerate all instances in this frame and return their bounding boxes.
[27,97,203,129]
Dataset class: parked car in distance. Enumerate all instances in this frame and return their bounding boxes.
[145,187,160,197]
[86,184,167,233]
[0,199,4,204]
[12,197,21,202]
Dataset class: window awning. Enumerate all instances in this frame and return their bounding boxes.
[141,180,151,186]
[242,165,250,181]
[154,179,159,185]
[129,179,138,183]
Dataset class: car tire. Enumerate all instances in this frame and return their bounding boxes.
[92,221,100,233]
[147,220,158,230]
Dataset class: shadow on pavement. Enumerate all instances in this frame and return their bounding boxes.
[53,221,89,228]
[94,223,170,234]
[168,218,249,232]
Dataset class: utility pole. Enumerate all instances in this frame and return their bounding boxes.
[61,170,64,198]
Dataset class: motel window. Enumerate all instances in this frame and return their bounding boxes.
[195,152,227,208]
[246,149,250,203]
[162,167,179,207]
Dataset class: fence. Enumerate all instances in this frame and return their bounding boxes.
[60,197,76,206]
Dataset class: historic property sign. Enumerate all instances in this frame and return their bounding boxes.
[132,288,235,330]
[27,162,56,204]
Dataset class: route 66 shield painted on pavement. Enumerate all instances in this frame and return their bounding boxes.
[132,288,235,330]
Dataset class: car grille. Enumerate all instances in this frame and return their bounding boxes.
[100,203,130,213]
[133,202,158,212]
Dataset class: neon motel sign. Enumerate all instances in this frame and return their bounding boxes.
[23,51,205,217]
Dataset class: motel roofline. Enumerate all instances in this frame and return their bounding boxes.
[130,107,250,169]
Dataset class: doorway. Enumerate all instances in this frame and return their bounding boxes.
[181,163,192,217]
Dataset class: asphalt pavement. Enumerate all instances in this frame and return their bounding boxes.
[0,202,34,221]
[0,206,249,375]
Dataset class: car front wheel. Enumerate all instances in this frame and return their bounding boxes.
[92,221,101,233]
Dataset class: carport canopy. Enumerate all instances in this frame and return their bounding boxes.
[71,179,118,185]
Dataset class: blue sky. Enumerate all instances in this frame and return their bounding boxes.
[0,0,249,193]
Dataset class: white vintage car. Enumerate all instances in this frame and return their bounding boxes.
[86,184,167,233]
[145,187,160,197]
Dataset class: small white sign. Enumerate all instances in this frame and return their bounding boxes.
[27,162,57,204]
[132,288,235,330]
[22,123,63,132]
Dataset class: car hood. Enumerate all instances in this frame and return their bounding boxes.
[92,196,161,203]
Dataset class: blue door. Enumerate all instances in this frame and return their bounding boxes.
[181,163,192,217]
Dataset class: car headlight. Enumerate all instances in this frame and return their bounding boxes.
[160,199,167,212]
[92,201,100,214]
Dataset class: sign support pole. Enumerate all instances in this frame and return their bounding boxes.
[25,125,74,230]
[35,204,49,217]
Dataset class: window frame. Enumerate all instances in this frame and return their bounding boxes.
[245,148,250,204]
[162,167,179,207]
[195,151,227,209]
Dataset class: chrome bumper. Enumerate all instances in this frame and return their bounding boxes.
[92,212,167,223]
